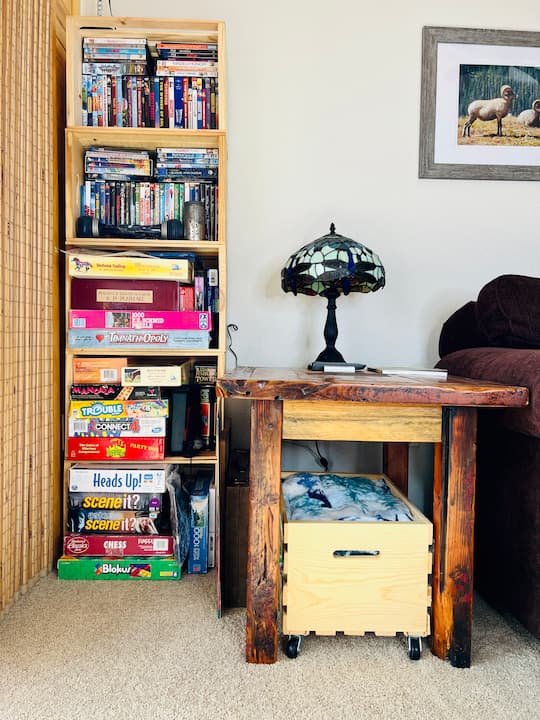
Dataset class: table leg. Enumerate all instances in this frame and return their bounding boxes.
[432,406,477,668]
[383,442,409,495]
[246,399,283,663]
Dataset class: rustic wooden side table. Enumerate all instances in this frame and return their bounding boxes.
[217,367,528,667]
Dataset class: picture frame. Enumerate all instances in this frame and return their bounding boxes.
[419,26,540,180]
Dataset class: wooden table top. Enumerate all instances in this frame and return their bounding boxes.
[217,366,529,408]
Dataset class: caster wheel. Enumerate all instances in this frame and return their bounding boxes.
[407,636,422,661]
[285,635,301,659]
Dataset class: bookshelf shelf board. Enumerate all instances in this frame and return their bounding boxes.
[65,238,224,255]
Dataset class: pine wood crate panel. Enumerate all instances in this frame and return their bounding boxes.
[282,476,432,637]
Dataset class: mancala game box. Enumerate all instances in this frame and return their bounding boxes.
[63,533,174,557]
[57,555,181,580]
[68,465,167,493]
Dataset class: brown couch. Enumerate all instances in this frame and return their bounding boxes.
[437,274,540,640]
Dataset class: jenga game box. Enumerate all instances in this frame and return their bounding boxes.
[63,534,174,557]
[57,555,181,580]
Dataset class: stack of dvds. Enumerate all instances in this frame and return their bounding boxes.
[81,37,149,127]
[80,37,219,128]
[79,146,219,240]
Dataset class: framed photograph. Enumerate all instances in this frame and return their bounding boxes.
[419,26,540,180]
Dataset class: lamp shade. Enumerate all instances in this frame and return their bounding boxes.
[281,223,385,297]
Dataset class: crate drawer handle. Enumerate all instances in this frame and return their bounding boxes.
[333,550,380,557]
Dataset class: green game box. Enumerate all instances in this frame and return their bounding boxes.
[57,555,181,581]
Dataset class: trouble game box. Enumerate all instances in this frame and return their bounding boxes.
[57,555,181,580]
[69,399,169,419]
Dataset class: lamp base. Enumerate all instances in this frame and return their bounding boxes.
[308,361,366,372]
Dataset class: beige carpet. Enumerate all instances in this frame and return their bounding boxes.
[1,571,539,720]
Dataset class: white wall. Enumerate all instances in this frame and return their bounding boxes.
[80,1,540,504]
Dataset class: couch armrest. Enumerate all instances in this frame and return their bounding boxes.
[437,348,537,437]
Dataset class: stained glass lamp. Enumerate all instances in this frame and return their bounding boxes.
[281,223,385,370]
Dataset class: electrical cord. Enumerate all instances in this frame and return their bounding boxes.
[227,323,238,368]
[283,440,329,471]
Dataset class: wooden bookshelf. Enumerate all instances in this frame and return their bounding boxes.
[62,16,228,584]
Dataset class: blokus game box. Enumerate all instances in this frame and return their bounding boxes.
[63,534,174,557]
[57,555,181,580]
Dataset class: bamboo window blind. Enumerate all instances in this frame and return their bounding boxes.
[0,0,62,612]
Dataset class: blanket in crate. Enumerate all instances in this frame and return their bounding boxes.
[282,472,413,522]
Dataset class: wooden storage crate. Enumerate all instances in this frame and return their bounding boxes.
[282,473,432,655]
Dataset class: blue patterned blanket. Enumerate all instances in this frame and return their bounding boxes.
[282,472,413,522]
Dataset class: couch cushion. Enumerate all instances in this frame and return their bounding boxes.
[476,274,540,348]
[436,347,538,437]
[438,301,490,357]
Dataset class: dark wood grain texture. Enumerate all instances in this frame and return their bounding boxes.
[245,399,282,663]
[383,443,409,495]
[432,408,477,667]
[217,367,528,407]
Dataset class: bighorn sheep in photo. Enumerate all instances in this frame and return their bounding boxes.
[518,99,540,129]
[462,84,517,137]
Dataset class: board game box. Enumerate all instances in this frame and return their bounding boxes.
[57,555,181,580]
[67,436,165,461]
[68,252,193,282]
[68,329,210,350]
[68,416,167,437]
[69,399,169,419]
[72,357,128,384]
[63,533,174,557]
[69,310,211,331]
[69,465,167,493]
[70,278,179,311]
